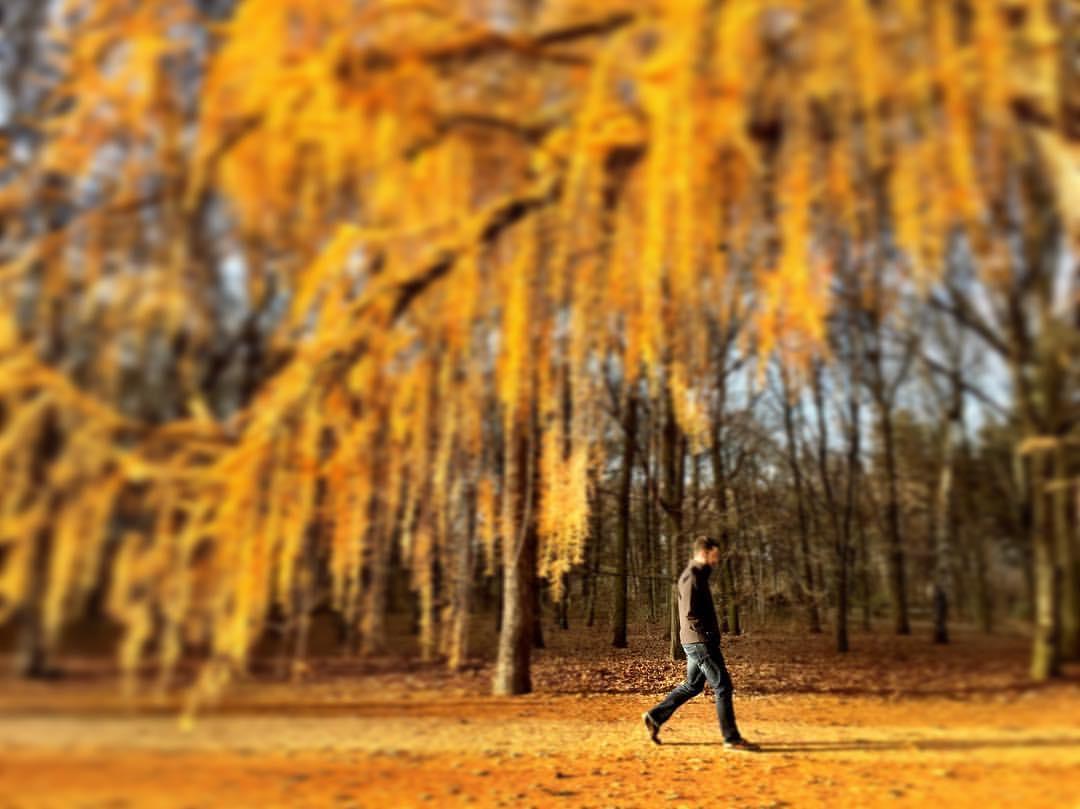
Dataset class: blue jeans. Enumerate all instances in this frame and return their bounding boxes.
[647,641,741,743]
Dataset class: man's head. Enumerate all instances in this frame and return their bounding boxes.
[692,535,721,567]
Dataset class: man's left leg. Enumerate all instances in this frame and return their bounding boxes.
[695,643,743,744]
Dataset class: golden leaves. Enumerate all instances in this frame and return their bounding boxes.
[288,225,365,334]
[754,133,830,369]
[538,423,590,597]
[846,0,883,169]
[476,474,499,577]
[891,139,929,283]
[638,66,672,378]
[496,223,535,423]
[4,0,1077,698]
[1032,131,1080,251]
[669,361,711,454]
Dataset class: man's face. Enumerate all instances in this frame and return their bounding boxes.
[705,547,721,567]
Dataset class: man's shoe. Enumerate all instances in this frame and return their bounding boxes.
[723,738,761,752]
[642,712,661,745]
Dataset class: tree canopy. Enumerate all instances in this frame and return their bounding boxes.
[0,0,1075,700]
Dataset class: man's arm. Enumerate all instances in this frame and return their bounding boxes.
[682,569,719,643]
[691,570,717,639]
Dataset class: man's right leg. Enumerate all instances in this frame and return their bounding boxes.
[646,645,705,727]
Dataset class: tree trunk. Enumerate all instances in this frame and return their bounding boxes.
[585,492,601,628]
[717,482,740,635]
[879,405,912,635]
[612,392,636,648]
[361,517,395,656]
[557,572,570,630]
[289,538,317,683]
[748,480,768,626]
[780,368,821,634]
[1054,446,1079,661]
[1030,451,1061,681]
[972,532,993,633]
[811,363,854,653]
[724,553,741,635]
[662,395,686,661]
[961,433,993,634]
[13,533,50,678]
[836,549,850,653]
[931,411,960,645]
[643,470,656,622]
[839,378,861,653]
[15,409,63,678]
[418,543,439,663]
[532,577,545,649]
[493,417,537,695]
[857,506,872,631]
[447,483,476,671]
[711,443,738,635]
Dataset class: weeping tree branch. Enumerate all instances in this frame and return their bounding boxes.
[338,11,637,76]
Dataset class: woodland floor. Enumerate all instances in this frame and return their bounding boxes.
[1,621,1079,808]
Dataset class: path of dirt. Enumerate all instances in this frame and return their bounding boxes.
[2,627,1079,808]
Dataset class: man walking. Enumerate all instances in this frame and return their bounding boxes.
[642,536,758,750]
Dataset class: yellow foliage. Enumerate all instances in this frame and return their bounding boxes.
[0,0,1071,697]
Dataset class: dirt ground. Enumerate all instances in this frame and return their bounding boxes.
[2,623,1079,808]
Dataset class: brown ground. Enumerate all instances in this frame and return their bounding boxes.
[2,623,1079,809]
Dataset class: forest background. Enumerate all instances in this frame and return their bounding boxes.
[0,1,1078,792]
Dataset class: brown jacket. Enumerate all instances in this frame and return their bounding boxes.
[677,560,721,645]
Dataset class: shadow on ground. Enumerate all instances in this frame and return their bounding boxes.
[662,736,1080,753]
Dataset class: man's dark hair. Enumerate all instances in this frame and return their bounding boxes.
[693,535,720,554]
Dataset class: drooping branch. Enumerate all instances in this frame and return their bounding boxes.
[391,180,563,323]
[339,11,637,76]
